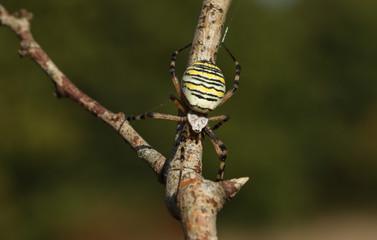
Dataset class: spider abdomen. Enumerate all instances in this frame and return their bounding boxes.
[181,60,226,114]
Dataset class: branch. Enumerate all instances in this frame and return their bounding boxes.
[0,2,249,239]
[165,1,249,239]
[0,4,166,179]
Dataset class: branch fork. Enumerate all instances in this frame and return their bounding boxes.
[0,1,248,239]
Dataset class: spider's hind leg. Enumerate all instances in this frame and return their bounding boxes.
[204,126,228,181]
[178,124,190,163]
[175,123,190,192]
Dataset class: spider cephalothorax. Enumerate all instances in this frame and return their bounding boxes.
[125,43,240,181]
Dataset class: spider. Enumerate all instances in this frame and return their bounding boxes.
[125,42,240,181]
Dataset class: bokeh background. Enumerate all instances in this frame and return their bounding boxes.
[1,0,377,239]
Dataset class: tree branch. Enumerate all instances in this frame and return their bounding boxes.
[0,2,248,239]
[165,1,249,239]
[0,4,166,179]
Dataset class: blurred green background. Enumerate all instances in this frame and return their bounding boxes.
[1,0,377,239]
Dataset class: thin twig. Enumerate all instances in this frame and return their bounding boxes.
[0,4,166,179]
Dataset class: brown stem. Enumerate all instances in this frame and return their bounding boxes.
[188,0,232,64]
[0,5,166,178]
[164,0,249,239]
[0,2,249,239]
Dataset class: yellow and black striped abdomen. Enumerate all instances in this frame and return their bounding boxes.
[181,61,226,114]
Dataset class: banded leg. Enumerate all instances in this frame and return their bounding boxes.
[179,123,190,162]
[126,112,186,122]
[208,115,230,130]
[170,43,192,100]
[169,94,187,114]
[219,42,241,106]
[204,126,228,181]
[177,123,190,192]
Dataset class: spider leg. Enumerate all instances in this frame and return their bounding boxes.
[126,112,186,122]
[204,126,228,181]
[176,123,190,192]
[219,42,241,107]
[179,124,190,163]
[169,94,187,114]
[208,115,230,130]
[170,43,192,100]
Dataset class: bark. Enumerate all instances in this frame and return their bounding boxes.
[0,1,248,239]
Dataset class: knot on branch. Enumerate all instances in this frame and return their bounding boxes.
[18,39,34,57]
[176,177,249,213]
[18,33,40,57]
[52,85,66,98]
[112,112,126,123]
[13,9,33,21]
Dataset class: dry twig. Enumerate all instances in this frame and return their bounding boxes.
[0,1,248,239]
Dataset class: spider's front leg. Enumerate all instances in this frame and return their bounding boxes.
[170,43,192,100]
[218,43,241,107]
[204,126,228,181]
[118,112,187,133]
[169,94,187,114]
[124,94,187,124]
[125,112,186,122]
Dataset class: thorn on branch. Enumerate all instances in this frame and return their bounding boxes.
[222,177,249,199]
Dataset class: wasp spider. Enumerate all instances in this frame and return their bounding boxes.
[125,43,240,181]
